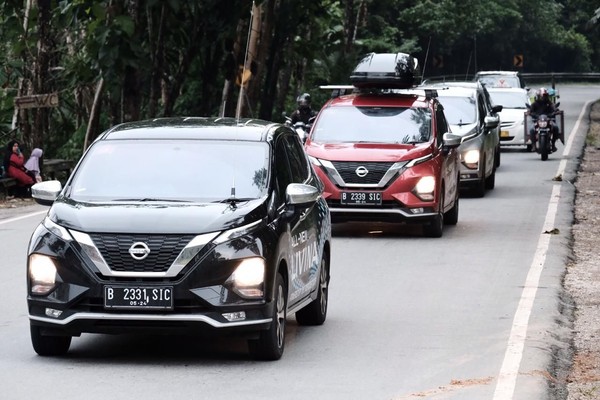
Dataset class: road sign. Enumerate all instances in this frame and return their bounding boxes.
[513,55,524,68]
[14,93,59,109]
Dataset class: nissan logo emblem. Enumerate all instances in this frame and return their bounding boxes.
[129,242,151,260]
[355,166,369,177]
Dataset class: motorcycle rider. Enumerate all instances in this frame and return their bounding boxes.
[529,87,559,152]
[291,93,317,125]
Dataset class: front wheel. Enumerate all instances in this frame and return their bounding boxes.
[30,324,71,356]
[296,255,329,326]
[540,134,549,161]
[248,273,287,360]
[424,193,444,238]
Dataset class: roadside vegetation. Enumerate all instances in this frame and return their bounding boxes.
[0,0,599,160]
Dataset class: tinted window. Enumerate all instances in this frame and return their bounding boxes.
[477,75,520,88]
[312,106,432,144]
[274,138,293,196]
[283,135,309,183]
[69,140,269,202]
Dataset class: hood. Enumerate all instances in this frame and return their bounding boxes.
[48,197,267,234]
[305,141,433,162]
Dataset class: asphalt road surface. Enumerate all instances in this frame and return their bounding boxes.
[1,84,598,400]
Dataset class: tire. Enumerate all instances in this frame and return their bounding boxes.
[296,255,329,326]
[423,193,444,238]
[485,167,496,190]
[495,146,501,168]
[248,273,286,360]
[30,324,71,356]
[443,195,459,225]
[540,134,548,161]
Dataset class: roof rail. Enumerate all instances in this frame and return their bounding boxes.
[319,84,440,99]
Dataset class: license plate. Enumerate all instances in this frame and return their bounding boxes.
[340,191,382,205]
[500,130,509,137]
[104,286,174,310]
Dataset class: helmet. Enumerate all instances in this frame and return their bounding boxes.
[296,93,311,109]
[536,87,549,101]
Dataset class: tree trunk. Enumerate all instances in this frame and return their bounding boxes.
[236,1,261,118]
[147,3,166,118]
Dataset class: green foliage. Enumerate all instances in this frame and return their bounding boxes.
[0,0,598,157]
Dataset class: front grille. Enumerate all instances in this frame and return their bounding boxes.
[90,233,195,273]
[331,161,394,185]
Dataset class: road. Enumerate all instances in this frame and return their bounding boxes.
[0,85,598,400]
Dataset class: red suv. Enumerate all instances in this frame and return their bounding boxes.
[304,53,461,237]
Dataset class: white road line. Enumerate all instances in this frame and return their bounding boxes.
[557,100,593,177]
[0,210,47,225]
[493,100,590,399]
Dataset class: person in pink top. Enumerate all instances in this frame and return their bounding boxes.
[3,140,35,188]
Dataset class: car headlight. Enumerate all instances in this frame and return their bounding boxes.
[228,257,265,299]
[414,176,435,201]
[29,254,58,295]
[462,149,480,168]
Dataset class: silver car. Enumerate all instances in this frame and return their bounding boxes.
[433,82,502,197]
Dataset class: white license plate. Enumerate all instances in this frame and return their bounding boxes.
[104,286,173,310]
[340,191,382,205]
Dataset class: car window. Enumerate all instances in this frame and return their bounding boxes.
[274,137,294,197]
[478,94,486,123]
[68,140,270,202]
[312,106,432,144]
[283,135,310,183]
[436,95,477,125]
[435,105,449,142]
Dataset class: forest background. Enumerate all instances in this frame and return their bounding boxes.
[0,0,599,161]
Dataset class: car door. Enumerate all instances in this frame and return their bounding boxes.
[477,92,496,177]
[274,133,321,307]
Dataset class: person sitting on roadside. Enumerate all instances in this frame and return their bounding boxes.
[3,140,35,193]
[24,148,44,183]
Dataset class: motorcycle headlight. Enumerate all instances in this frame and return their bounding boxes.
[538,120,548,128]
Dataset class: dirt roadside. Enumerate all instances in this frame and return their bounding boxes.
[564,100,600,399]
[0,104,599,398]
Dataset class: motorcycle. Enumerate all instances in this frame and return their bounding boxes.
[283,114,315,143]
[526,102,562,161]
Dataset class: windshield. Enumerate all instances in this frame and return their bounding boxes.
[488,91,528,109]
[436,95,477,125]
[477,75,520,88]
[311,106,432,144]
[69,140,269,202]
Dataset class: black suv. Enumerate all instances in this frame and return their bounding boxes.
[27,117,332,360]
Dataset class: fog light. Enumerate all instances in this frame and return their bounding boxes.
[45,308,63,318]
[410,208,425,214]
[223,311,246,322]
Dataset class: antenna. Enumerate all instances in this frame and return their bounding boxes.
[421,36,432,84]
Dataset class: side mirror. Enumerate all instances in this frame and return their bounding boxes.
[484,115,499,129]
[492,105,503,113]
[442,133,462,154]
[31,180,62,206]
[286,183,319,205]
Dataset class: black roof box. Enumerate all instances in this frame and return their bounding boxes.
[349,52,420,89]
